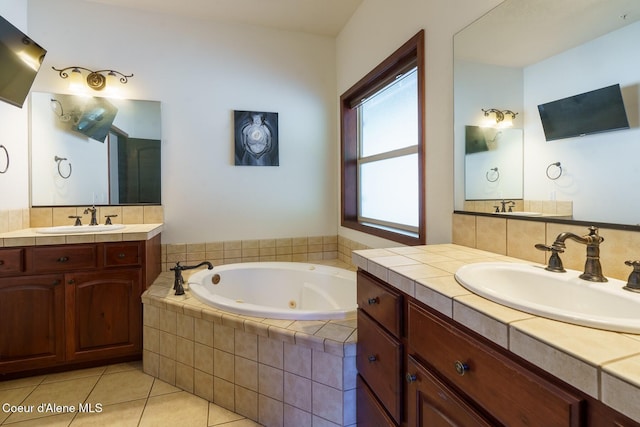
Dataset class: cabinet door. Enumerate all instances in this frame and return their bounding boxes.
[0,275,65,374]
[66,269,142,360]
[406,355,495,427]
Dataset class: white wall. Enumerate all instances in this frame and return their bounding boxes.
[523,21,640,224]
[336,0,503,246]
[26,0,338,243]
[0,0,29,210]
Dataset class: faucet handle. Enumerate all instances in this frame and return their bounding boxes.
[535,243,566,272]
[68,215,82,226]
[623,260,640,292]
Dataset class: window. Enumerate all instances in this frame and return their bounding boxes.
[340,30,425,245]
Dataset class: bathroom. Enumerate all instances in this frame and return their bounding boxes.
[2,0,640,426]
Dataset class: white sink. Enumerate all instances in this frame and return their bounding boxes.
[36,224,126,234]
[454,262,640,333]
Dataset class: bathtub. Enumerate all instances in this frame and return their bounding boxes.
[187,262,357,320]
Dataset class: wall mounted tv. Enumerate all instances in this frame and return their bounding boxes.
[0,15,47,108]
[537,84,629,142]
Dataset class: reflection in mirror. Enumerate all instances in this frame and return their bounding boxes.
[31,92,161,206]
[464,126,523,200]
[454,0,640,225]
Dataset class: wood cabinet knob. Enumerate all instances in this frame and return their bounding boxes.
[67,279,75,285]
[118,253,126,258]
[368,355,377,362]
[57,256,69,263]
[454,360,469,376]
[367,297,379,305]
[406,373,417,383]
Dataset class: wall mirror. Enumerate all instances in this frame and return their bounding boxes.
[454,0,640,225]
[30,92,161,206]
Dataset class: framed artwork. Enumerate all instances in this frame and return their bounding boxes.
[234,110,279,166]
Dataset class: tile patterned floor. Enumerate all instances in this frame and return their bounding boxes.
[0,362,262,426]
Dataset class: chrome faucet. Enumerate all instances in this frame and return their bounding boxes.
[84,205,98,226]
[169,261,214,295]
[536,226,606,282]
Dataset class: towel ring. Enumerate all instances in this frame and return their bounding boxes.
[486,167,499,182]
[0,145,8,174]
[546,162,562,180]
[55,156,72,179]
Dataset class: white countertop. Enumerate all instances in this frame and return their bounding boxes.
[353,243,640,422]
[0,223,163,246]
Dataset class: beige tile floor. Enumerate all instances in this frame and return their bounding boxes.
[0,361,262,427]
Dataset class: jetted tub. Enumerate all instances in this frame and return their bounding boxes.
[187,262,357,320]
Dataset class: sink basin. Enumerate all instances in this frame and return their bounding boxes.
[454,262,640,333]
[36,224,126,234]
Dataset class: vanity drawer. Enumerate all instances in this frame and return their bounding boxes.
[407,301,583,427]
[357,270,402,338]
[31,245,98,272]
[356,375,397,427]
[0,248,25,275]
[357,309,402,424]
[104,242,141,267]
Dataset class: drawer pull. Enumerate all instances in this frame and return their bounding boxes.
[368,355,377,362]
[406,373,417,383]
[0,260,4,265]
[67,279,75,285]
[57,256,69,263]
[118,253,126,258]
[454,360,469,376]
[367,297,379,305]
[52,280,61,286]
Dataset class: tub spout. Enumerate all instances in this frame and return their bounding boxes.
[170,261,214,295]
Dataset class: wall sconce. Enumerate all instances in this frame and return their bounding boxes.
[51,66,133,92]
[481,108,518,128]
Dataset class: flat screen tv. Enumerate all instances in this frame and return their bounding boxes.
[0,15,47,108]
[537,84,629,141]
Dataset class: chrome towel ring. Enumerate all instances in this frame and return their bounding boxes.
[0,145,8,174]
[486,167,499,182]
[55,155,72,179]
[546,161,562,180]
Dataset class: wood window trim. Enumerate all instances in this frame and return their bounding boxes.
[340,30,426,245]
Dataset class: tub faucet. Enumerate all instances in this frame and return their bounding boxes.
[170,261,214,295]
[84,205,98,226]
[536,226,606,282]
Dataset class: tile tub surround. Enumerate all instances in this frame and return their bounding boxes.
[161,235,369,272]
[142,271,358,427]
[353,243,640,422]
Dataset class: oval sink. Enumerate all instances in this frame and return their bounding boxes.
[36,224,126,234]
[454,262,640,333]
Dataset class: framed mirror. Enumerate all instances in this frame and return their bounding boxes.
[454,0,640,225]
[30,92,161,206]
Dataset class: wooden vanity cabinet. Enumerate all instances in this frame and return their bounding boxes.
[356,270,404,426]
[0,235,160,378]
[356,269,640,427]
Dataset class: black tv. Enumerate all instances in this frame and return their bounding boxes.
[537,84,629,141]
[0,15,47,108]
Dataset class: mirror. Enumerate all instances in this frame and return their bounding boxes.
[454,0,640,225]
[464,126,523,200]
[30,92,161,206]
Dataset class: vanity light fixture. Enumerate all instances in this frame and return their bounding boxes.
[51,66,133,91]
[482,108,518,128]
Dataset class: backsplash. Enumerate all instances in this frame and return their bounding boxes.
[0,208,30,233]
[30,206,164,227]
[464,199,573,217]
[453,212,640,282]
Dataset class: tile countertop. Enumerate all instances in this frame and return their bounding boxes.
[352,243,640,422]
[0,223,163,246]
